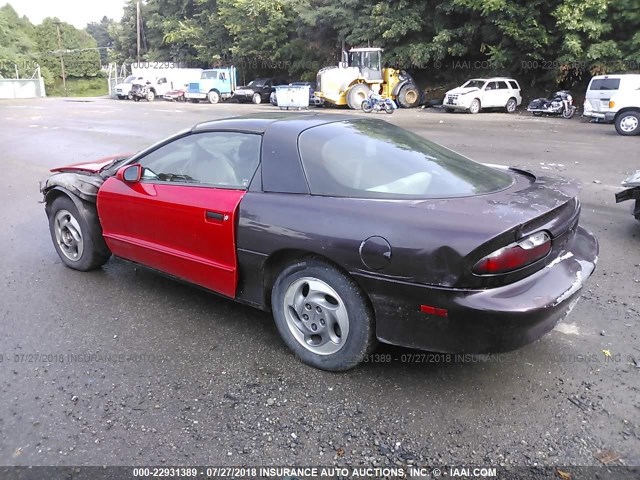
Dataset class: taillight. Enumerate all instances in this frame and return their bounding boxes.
[473,231,551,275]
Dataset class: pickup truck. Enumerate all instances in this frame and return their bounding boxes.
[185,67,237,104]
[114,76,172,101]
[606,90,640,136]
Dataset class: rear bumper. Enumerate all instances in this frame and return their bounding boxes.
[355,226,598,353]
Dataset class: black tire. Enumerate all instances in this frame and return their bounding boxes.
[271,258,377,371]
[361,100,373,113]
[396,83,420,108]
[48,195,110,271]
[505,97,517,113]
[347,84,370,110]
[252,93,262,104]
[615,111,640,136]
[562,107,575,119]
[384,103,394,114]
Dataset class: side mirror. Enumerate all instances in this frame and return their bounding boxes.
[117,164,142,183]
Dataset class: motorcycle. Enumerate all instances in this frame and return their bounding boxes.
[615,171,640,222]
[361,91,396,114]
[131,81,153,102]
[527,90,576,119]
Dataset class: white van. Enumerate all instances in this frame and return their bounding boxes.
[583,74,640,121]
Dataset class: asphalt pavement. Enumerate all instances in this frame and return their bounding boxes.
[0,97,638,469]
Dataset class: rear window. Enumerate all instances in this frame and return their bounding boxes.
[508,80,519,90]
[298,120,513,199]
[589,78,621,91]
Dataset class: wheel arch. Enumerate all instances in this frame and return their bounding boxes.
[43,186,110,256]
[261,248,372,313]
[615,107,640,119]
[44,186,85,219]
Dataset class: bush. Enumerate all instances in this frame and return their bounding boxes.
[47,75,109,97]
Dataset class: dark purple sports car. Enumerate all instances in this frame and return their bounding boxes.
[41,114,598,371]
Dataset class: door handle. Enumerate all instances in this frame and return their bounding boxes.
[206,211,226,221]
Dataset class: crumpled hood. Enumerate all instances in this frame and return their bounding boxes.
[622,171,640,187]
[446,86,481,96]
[50,154,132,174]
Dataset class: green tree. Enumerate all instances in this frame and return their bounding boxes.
[35,18,102,79]
[86,16,115,65]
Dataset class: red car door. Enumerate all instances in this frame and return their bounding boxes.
[96,131,262,298]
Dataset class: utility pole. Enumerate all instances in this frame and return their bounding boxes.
[55,21,67,96]
[136,0,141,64]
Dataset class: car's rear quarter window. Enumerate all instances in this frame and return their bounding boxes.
[298,120,513,199]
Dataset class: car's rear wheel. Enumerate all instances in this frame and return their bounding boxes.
[146,90,155,102]
[48,196,110,271]
[505,97,517,113]
[468,98,481,114]
[615,112,640,136]
[252,93,262,104]
[271,259,376,371]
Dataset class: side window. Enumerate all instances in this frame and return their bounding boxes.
[137,132,261,189]
[485,82,496,90]
[219,72,227,80]
[157,78,167,84]
[496,81,509,89]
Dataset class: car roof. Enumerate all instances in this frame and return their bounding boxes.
[192,113,358,134]
[468,77,517,82]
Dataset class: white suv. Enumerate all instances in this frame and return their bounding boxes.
[443,78,522,114]
[605,89,640,136]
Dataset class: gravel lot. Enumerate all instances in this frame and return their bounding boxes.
[0,97,638,471]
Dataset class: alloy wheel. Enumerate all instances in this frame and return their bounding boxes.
[282,277,350,355]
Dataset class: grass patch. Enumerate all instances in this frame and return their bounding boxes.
[48,76,109,97]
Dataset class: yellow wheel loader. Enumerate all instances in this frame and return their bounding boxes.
[315,47,421,109]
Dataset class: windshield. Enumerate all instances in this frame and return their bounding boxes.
[123,75,136,83]
[201,70,219,80]
[462,80,486,89]
[298,120,513,199]
[248,79,267,87]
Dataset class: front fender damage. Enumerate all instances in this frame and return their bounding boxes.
[39,172,105,204]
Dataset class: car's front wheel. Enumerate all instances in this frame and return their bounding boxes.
[468,98,481,114]
[208,90,220,104]
[48,196,110,271]
[271,259,377,371]
[615,111,640,136]
[252,93,262,104]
